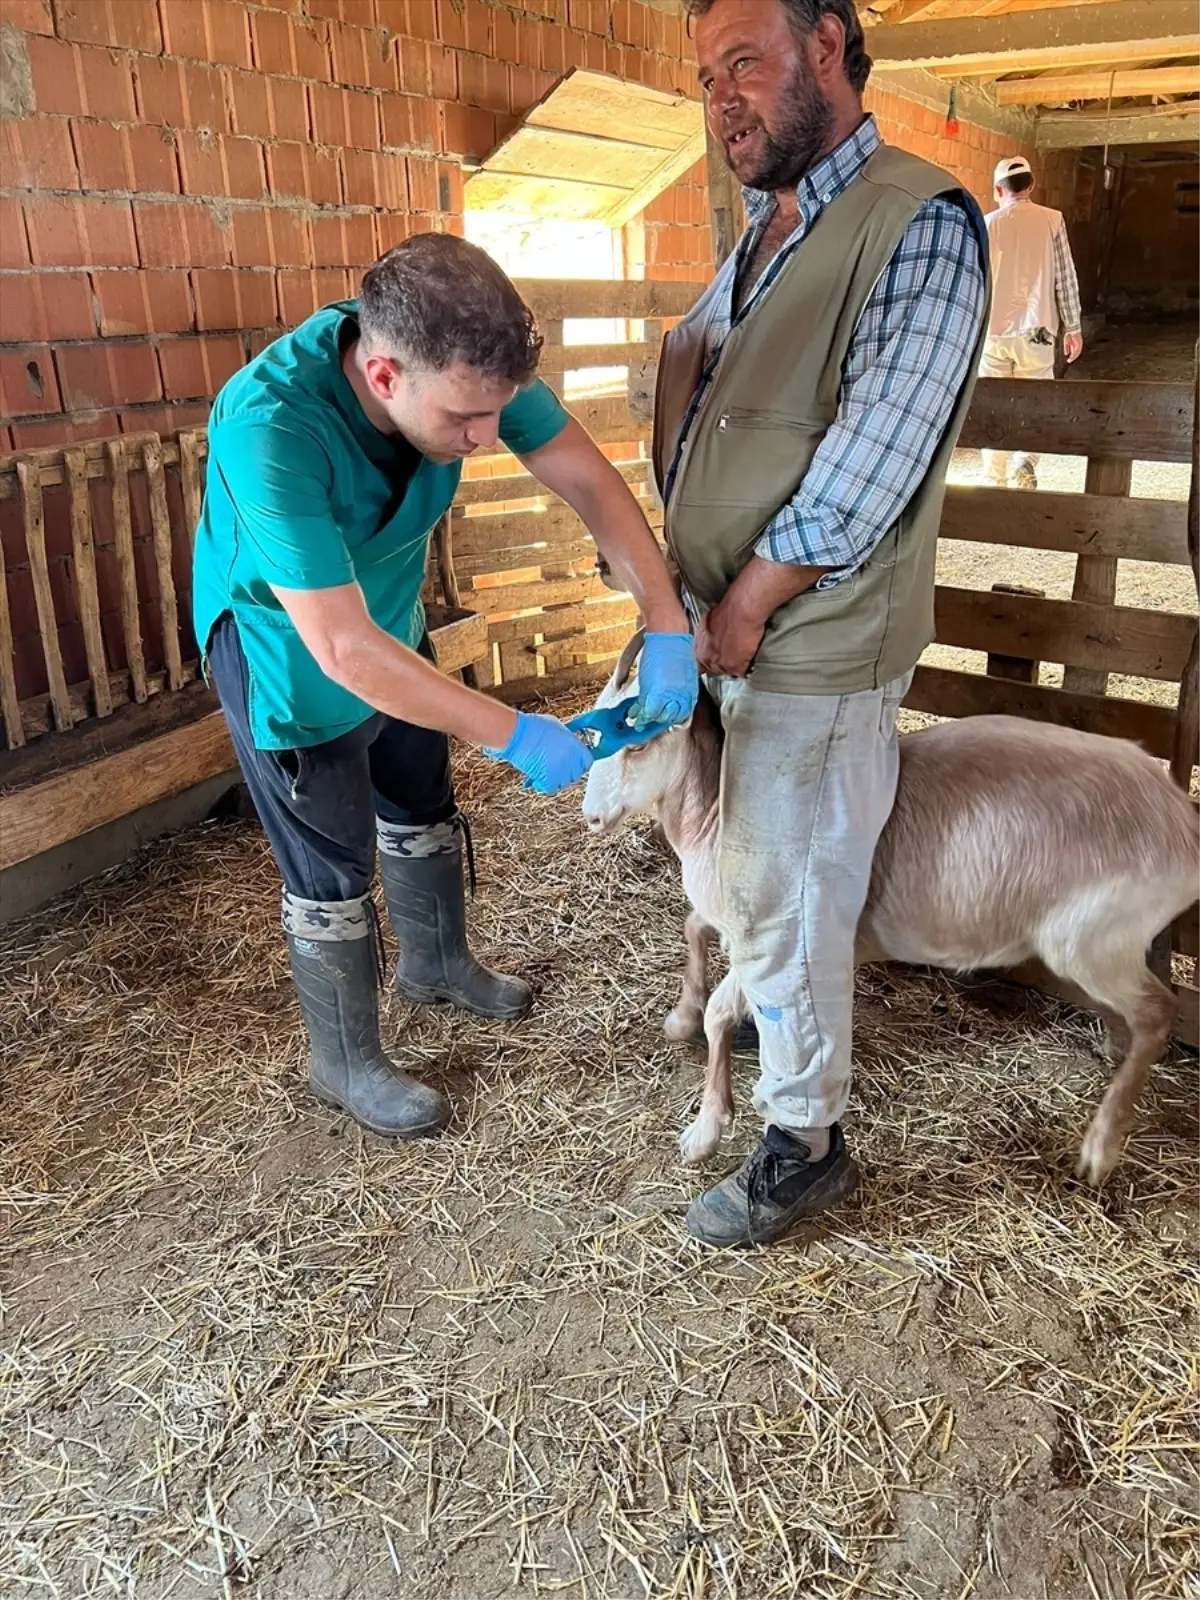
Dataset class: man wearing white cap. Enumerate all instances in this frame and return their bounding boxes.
[981,155,1083,489]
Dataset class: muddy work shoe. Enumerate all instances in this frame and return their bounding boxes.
[686,1124,858,1248]
[285,893,451,1139]
[377,814,532,1021]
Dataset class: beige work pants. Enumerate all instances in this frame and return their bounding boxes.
[714,671,912,1134]
[979,333,1056,482]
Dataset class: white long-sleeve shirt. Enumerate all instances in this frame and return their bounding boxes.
[985,194,1082,338]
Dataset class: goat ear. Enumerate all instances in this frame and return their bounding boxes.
[613,626,646,690]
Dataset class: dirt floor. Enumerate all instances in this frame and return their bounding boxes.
[2,725,1197,1600]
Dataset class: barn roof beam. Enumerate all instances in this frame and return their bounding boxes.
[997,65,1200,106]
[1035,103,1200,146]
[869,2,1199,79]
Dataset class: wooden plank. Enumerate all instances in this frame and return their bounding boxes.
[997,64,1200,104]
[539,341,654,373]
[16,459,72,734]
[1170,347,1200,793]
[1062,456,1130,696]
[107,439,148,705]
[480,125,678,187]
[64,448,112,718]
[0,711,237,871]
[454,459,650,506]
[490,659,615,706]
[465,169,631,223]
[905,664,1179,757]
[985,582,1044,684]
[525,69,704,147]
[0,530,25,749]
[1173,982,1199,1051]
[486,596,640,647]
[606,128,708,229]
[143,438,184,692]
[959,378,1193,464]
[12,663,200,744]
[939,485,1189,564]
[935,585,1195,682]
[467,574,610,615]
[178,429,204,554]
[1175,906,1199,961]
[705,116,744,268]
[537,619,636,672]
[1037,109,1200,150]
[512,278,705,321]
[0,432,184,500]
[868,1,1198,74]
[425,604,488,676]
[566,393,648,443]
[453,505,584,556]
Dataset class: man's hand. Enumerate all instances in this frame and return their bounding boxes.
[1064,331,1083,363]
[695,594,766,678]
[632,632,699,728]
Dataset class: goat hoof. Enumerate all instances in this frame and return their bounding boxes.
[678,1108,730,1164]
[664,1009,705,1044]
[1077,1119,1122,1186]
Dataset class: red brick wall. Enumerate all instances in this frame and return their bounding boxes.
[0,0,714,451]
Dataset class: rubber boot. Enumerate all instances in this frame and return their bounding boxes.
[376,814,533,1020]
[284,891,450,1138]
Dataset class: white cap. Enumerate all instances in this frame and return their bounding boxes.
[994,156,1032,186]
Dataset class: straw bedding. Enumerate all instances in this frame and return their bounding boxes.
[1,701,1196,1600]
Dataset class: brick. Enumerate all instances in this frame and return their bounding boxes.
[229,70,310,142]
[134,200,229,268]
[581,32,604,72]
[374,212,411,253]
[0,272,94,342]
[1,0,54,34]
[396,35,429,95]
[56,342,161,411]
[91,269,191,335]
[0,196,29,269]
[159,0,253,68]
[251,10,329,79]
[135,59,229,132]
[25,193,137,268]
[508,65,537,115]
[435,157,462,214]
[72,121,181,194]
[567,0,604,33]
[342,147,405,208]
[463,0,492,54]
[1,117,79,190]
[266,141,342,205]
[191,268,277,330]
[458,53,508,112]
[276,266,351,323]
[310,210,376,267]
[328,18,395,88]
[157,334,244,399]
[435,0,464,49]
[26,36,137,121]
[490,5,516,63]
[562,30,588,72]
[391,0,437,42]
[540,21,567,73]
[406,153,438,211]
[178,131,267,201]
[231,206,310,268]
[309,82,380,149]
[52,0,162,51]
[9,414,113,451]
[308,0,374,22]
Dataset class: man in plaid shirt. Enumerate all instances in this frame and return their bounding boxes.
[665,0,989,1248]
[981,155,1084,490]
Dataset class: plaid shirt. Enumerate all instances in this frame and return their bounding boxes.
[668,117,987,580]
[1051,213,1083,334]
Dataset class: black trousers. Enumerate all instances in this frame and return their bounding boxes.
[208,614,456,902]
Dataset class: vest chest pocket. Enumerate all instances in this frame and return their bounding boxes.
[677,407,830,511]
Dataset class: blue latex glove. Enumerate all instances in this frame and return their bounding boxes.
[485,712,595,795]
[632,631,699,729]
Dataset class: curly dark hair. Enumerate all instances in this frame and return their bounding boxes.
[358,233,543,386]
[683,0,872,95]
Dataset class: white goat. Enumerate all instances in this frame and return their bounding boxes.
[582,632,1199,1184]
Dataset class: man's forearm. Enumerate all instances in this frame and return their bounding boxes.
[729,554,830,623]
[322,625,517,748]
[573,470,688,633]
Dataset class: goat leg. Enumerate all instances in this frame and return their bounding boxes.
[1078,971,1176,1185]
[664,912,715,1044]
[678,969,742,1163]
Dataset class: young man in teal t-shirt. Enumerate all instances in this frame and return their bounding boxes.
[195,234,695,1140]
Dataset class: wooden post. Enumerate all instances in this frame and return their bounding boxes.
[985,582,1045,683]
[1169,340,1199,793]
[142,438,184,693]
[16,458,73,733]
[64,448,113,718]
[178,430,204,555]
[1061,455,1130,696]
[107,440,149,705]
[431,512,478,690]
[0,530,25,748]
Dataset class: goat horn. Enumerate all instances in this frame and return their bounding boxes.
[613,627,646,690]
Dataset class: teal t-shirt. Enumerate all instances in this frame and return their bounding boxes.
[192,300,569,750]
